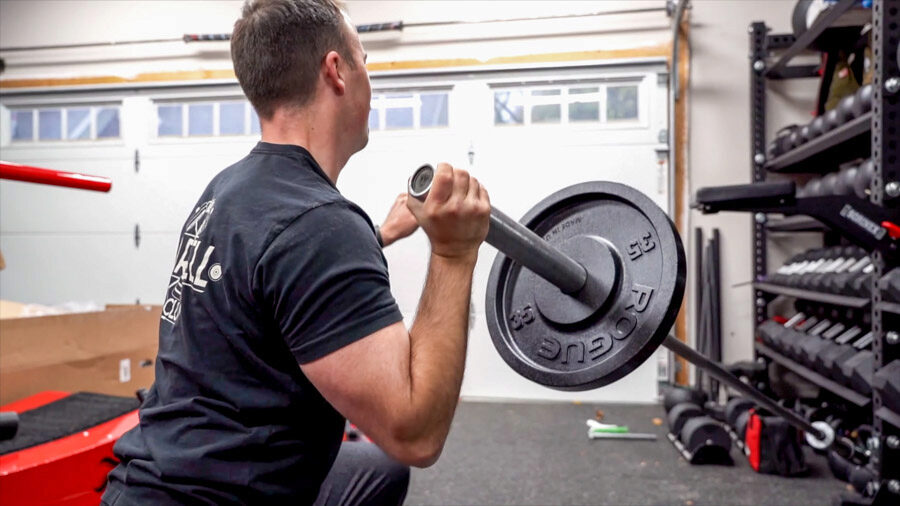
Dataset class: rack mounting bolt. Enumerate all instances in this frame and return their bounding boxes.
[886,77,900,95]
[753,60,766,72]
[886,182,900,198]
[755,213,767,224]
[888,435,900,449]
[754,153,766,165]
[888,331,899,345]
[888,480,900,495]
[756,297,766,307]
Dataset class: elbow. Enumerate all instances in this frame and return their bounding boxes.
[394,437,443,468]
[388,422,445,468]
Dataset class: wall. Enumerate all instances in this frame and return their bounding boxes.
[687,0,821,368]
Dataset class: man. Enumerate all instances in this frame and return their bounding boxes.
[101,0,490,504]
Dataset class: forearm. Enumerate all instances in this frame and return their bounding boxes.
[400,253,475,458]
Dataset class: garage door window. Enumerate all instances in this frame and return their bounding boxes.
[156,100,261,138]
[493,82,640,126]
[9,105,121,142]
[369,91,450,131]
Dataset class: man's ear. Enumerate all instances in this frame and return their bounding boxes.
[322,50,346,96]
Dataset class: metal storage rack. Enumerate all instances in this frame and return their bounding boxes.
[746,1,899,503]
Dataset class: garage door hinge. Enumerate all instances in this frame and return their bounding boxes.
[134,223,141,248]
[134,149,140,173]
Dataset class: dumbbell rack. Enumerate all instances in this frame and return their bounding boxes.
[744,1,898,503]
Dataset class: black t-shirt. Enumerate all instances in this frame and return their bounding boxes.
[104,142,403,505]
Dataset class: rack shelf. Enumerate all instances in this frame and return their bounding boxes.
[765,215,826,232]
[876,407,900,429]
[764,113,871,173]
[753,282,871,308]
[877,301,900,315]
[756,343,871,407]
[764,0,860,79]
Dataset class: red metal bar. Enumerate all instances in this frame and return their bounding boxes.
[0,161,112,193]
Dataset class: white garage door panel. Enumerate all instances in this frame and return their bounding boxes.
[132,232,181,305]
[475,143,667,216]
[0,234,138,304]
[136,155,241,232]
[0,154,137,233]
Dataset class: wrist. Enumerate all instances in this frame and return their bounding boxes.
[377,225,394,247]
[430,250,478,269]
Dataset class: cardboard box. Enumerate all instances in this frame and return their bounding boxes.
[0,305,160,404]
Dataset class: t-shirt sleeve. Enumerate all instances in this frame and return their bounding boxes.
[255,202,403,364]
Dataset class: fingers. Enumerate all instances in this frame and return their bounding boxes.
[428,163,454,204]
[452,168,470,203]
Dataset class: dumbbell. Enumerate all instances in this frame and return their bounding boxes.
[793,247,845,289]
[809,116,827,138]
[799,125,812,144]
[663,386,708,413]
[764,250,818,285]
[836,165,858,196]
[872,360,900,415]
[667,402,705,436]
[758,314,803,348]
[824,255,870,294]
[851,84,873,118]
[786,319,833,361]
[724,397,755,429]
[679,416,732,464]
[853,159,875,199]
[805,246,866,292]
[812,327,863,376]
[798,246,859,291]
[770,314,820,354]
[800,177,824,197]
[841,345,875,395]
[838,94,858,123]
[829,332,872,388]
[848,265,875,298]
[824,108,842,132]
[880,268,900,303]
[772,248,831,288]
[821,170,853,196]
[799,320,849,367]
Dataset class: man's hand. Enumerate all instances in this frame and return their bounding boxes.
[406,163,490,261]
[379,194,419,247]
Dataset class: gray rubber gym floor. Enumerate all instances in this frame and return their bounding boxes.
[406,401,849,505]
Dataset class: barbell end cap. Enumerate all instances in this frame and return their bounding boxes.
[408,164,434,202]
[804,420,835,451]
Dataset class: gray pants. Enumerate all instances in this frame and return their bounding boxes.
[314,442,410,506]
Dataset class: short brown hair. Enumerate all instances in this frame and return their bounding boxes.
[231,0,354,119]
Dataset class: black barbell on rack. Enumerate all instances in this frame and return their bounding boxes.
[408,164,865,460]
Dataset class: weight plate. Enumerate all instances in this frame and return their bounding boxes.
[485,182,686,391]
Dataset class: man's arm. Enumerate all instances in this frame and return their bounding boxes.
[301,164,489,467]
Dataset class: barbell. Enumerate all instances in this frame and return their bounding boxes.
[408,164,863,458]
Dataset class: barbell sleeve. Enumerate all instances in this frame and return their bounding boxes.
[408,164,588,294]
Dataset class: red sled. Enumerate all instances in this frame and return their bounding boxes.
[0,391,139,506]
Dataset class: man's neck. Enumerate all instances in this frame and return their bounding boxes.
[260,105,346,184]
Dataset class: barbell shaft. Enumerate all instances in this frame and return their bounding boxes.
[486,208,588,294]
[662,335,823,439]
[407,164,846,452]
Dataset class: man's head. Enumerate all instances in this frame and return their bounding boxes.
[231,0,371,153]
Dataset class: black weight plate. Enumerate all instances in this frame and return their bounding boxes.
[485,182,686,391]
